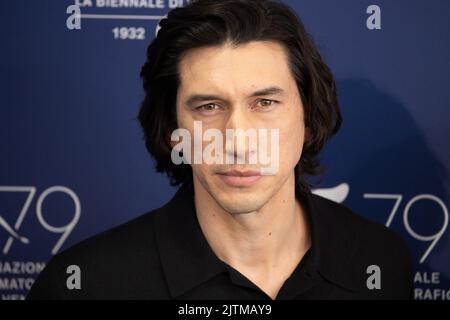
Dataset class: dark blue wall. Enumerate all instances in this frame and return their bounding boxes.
[0,0,449,299]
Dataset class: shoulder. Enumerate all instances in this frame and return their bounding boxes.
[57,210,158,262]
[58,210,159,269]
[309,193,414,299]
[27,209,169,299]
[311,193,411,259]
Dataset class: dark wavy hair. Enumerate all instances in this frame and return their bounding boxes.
[138,0,342,196]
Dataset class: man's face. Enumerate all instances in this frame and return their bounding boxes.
[175,40,306,214]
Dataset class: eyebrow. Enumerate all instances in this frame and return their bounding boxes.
[184,86,286,107]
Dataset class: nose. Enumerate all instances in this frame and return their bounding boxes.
[224,107,257,165]
[225,106,252,131]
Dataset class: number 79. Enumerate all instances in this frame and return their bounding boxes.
[363,193,448,264]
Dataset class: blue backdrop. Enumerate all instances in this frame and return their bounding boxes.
[0,0,449,300]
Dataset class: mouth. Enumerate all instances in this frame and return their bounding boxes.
[216,170,263,187]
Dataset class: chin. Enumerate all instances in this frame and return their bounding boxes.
[221,203,261,215]
[215,193,266,214]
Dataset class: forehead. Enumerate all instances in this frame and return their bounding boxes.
[177,41,295,97]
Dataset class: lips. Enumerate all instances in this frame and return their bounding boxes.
[217,170,263,187]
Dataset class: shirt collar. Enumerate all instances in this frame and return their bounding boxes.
[154,182,360,298]
[153,182,227,298]
[303,187,361,292]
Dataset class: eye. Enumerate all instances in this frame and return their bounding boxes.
[254,99,278,110]
[195,103,221,114]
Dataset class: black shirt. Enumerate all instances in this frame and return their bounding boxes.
[27,183,414,300]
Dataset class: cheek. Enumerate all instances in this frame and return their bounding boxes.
[191,163,206,177]
[278,109,305,169]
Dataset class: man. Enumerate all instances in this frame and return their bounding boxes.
[27,0,413,300]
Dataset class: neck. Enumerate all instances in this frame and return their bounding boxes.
[193,174,311,284]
